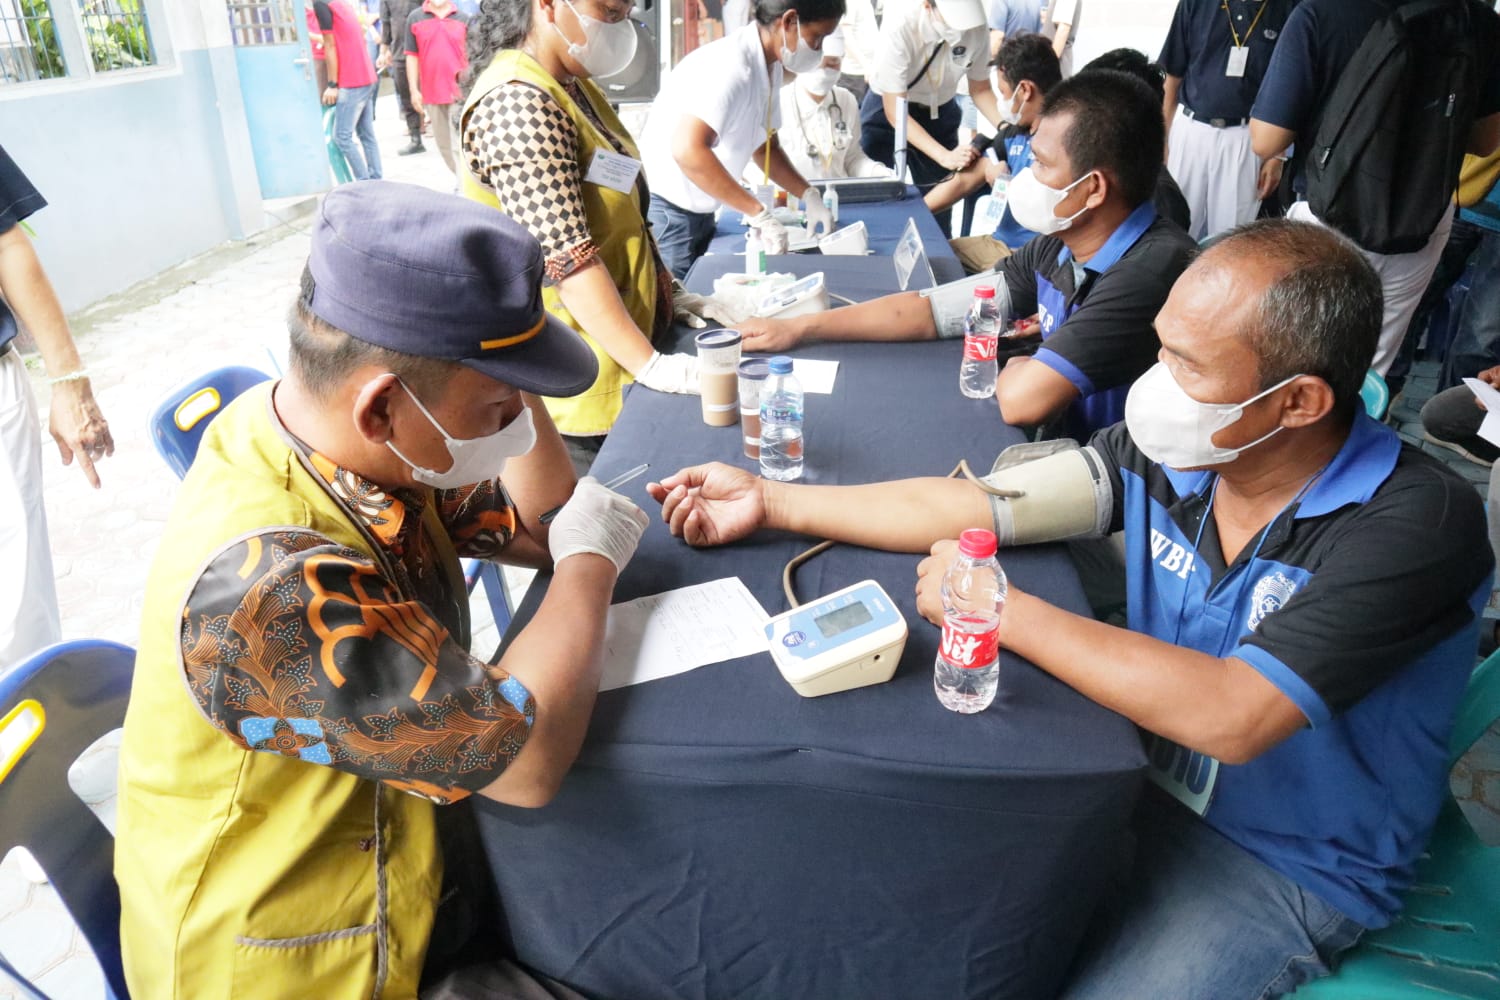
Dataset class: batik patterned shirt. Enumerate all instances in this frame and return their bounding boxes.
[179,452,532,804]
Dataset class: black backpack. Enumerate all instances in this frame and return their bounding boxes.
[1300,0,1480,254]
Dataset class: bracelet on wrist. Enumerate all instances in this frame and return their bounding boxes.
[49,369,90,385]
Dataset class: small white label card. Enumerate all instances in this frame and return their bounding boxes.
[1225,46,1249,78]
[585,148,642,193]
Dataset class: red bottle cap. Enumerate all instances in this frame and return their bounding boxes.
[973,286,995,299]
[957,528,997,559]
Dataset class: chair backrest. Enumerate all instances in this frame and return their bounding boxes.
[0,639,136,999]
[1360,370,1390,420]
[1449,647,1500,768]
[149,365,271,478]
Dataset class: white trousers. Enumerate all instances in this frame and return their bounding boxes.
[1287,200,1455,377]
[0,348,60,673]
[1167,108,1262,242]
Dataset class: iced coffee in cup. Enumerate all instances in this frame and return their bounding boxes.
[696,330,742,427]
[737,358,769,459]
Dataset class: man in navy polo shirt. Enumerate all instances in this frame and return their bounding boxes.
[649,218,1493,997]
[1158,0,1296,241]
[741,69,1197,443]
[1248,0,1500,376]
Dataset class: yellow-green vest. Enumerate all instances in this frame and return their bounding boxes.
[116,384,458,1000]
[460,50,659,437]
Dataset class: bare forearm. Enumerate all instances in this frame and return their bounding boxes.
[0,227,81,376]
[1162,75,1180,154]
[794,289,936,344]
[556,260,655,374]
[969,81,999,130]
[483,554,617,805]
[765,476,991,552]
[406,55,419,97]
[675,136,763,217]
[763,139,813,199]
[325,44,340,84]
[1003,589,1303,764]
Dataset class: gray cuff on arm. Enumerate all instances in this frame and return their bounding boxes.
[980,442,1113,546]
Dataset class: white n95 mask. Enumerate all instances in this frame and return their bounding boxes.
[1006,167,1092,235]
[555,0,639,79]
[1124,362,1301,470]
[997,86,1025,126]
[804,66,840,97]
[387,380,537,489]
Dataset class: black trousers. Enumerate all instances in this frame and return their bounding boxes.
[392,57,422,138]
[858,90,962,233]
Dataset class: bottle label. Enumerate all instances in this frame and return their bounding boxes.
[940,619,1000,670]
[963,333,999,362]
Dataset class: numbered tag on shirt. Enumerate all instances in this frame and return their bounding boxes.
[1225,45,1249,78]
[584,148,642,194]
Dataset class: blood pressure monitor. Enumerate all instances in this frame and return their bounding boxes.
[764,580,908,697]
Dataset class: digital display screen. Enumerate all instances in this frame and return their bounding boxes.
[814,601,873,638]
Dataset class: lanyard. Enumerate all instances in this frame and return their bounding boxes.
[763,81,776,181]
[1221,0,1267,49]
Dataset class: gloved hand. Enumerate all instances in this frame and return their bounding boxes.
[548,476,649,573]
[635,351,700,394]
[801,187,834,237]
[747,209,790,255]
[672,284,749,329]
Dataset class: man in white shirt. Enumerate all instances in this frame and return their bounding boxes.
[1040,0,1080,76]
[858,0,1002,232]
[773,33,894,180]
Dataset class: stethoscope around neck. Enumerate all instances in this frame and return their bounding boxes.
[794,91,850,161]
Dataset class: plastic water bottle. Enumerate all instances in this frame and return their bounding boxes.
[823,186,839,224]
[759,356,804,482]
[960,285,1001,399]
[934,529,1007,714]
[745,231,766,275]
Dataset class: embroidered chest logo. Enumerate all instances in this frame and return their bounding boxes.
[1248,571,1298,632]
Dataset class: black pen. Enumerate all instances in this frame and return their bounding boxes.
[538,463,651,525]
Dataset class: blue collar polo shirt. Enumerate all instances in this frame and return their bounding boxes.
[990,128,1038,250]
[996,200,1197,442]
[1088,413,1493,928]
[1159,0,1299,124]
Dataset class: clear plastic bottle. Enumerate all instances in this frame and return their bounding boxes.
[745,231,766,275]
[960,285,1001,399]
[823,186,839,224]
[934,528,1007,714]
[759,356,804,482]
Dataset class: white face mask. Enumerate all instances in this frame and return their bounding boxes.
[1124,362,1301,470]
[386,380,537,489]
[780,17,824,74]
[803,65,840,97]
[553,0,639,79]
[927,6,962,44]
[1006,167,1092,235]
[997,84,1025,126]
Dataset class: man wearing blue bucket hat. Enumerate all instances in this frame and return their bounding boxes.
[116,181,646,999]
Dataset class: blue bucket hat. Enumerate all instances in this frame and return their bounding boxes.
[306,181,598,397]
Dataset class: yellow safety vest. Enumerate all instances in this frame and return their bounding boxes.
[116,384,459,999]
[460,50,660,437]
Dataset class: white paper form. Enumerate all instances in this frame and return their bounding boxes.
[598,578,770,692]
[1462,377,1500,447]
[792,359,839,394]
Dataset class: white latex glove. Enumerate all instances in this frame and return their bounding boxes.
[673,284,749,329]
[547,476,649,573]
[801,187,834,237]
[635,351,700,394]
[748,209,790,255]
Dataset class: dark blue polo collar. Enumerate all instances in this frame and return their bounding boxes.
[1161,410,1401,517]
[1058,200,1158,275]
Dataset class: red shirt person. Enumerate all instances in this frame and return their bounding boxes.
[404,0,469,172]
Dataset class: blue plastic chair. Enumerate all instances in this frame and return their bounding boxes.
[1360,369,1390,421]
[1290,650,1500,998]
[0,639,137,1000]
[148,366,511,635]
[148,365,272,478]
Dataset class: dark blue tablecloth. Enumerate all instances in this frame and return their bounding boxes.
[706,185,957,259]
[682,252,965,301]
[473,325,1145,999]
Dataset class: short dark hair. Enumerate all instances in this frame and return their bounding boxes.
[1039,69,1162,209]
[993,32,1061,95]
[1207,220,1384,415]
[750,0,845,28]
[1081,48,1166,103]
[287,266,460,402]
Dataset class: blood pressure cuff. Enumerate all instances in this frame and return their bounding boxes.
[979,441,1113,546]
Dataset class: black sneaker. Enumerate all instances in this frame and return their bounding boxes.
[398,138,425,156]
